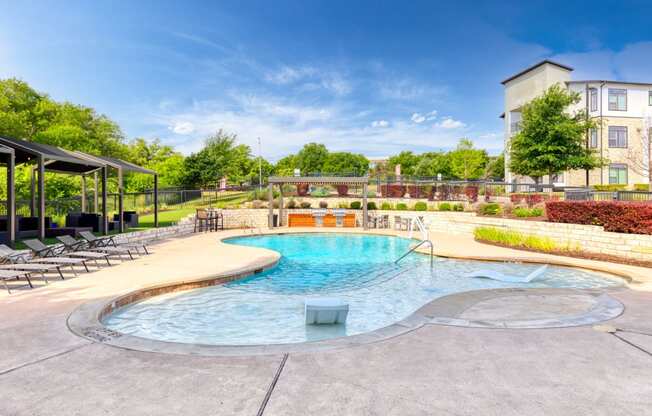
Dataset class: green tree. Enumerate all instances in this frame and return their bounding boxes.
[509,85,601,184]
[322,152,369,176]
[448,139,488,180]
[413,152,451,178]
[388,151,420,175]
[484,153,505,180]
[295,143,328,174]
[274,154,298,176]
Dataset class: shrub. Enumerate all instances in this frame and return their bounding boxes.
[546,201,652,234]
[438,202,452,211]
[407,185,424,198]
[350,201,362,209]
[367,201,377,210]
[381,202,392,210]
[478,203,501,216]
[336,185,349,196]
[634,183,650,191]
[380,184,406,197]
[338,202,349,209]
[396,203,408,211]
[593,184,626,192]
[474,226,561,252]
[319,200,328,209]
[300,201,312,209]
[513,206,544,217]
[296,183,310,196]
[510,193,559,206]
[248,188,278,201]
[311,187,330,197]
[368,191,377,198]
[286,199,297,209]
[464,186,479,202]
[453,203,464,211]
[414,201,427,211]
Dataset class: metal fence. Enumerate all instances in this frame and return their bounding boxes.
[564,189,652,202]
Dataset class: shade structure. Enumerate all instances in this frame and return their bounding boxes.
[0,136,158,242]
[266,176,369,229]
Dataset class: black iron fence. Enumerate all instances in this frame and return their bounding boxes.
[564,189,652,202]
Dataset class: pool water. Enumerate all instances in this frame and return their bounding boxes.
[103,233,622,345]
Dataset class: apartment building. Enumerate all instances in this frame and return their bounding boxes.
[502,60,652,188]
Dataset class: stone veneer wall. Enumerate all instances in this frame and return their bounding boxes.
[216,208,652,262]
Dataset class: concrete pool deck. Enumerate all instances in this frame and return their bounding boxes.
[1,228,652,415]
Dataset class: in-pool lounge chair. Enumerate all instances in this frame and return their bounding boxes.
[464,264,549,283]
[55,235,113,266]
[80,231,146,257]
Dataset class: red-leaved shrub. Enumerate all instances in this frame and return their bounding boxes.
[380,184,406,197]
[464,186,479,202]
[336,185,348,196]
[511,193,560,206]
[296,183,309,196]
[407,185,424,198]
[546,201,652,234]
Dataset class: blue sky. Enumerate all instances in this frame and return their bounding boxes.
[1,0,651,160]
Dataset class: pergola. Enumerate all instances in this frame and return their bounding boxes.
[267,176,370,229]
[0,136,158,245]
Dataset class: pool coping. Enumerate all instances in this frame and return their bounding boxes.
[67,229,631,357]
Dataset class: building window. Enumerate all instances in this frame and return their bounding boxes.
[510,122,521,133]
[649,90,652,106]
[608,88,627,111]
[589,129,598,148]
[608,126,627,148]
[590,88,598,112]
[608,164,628,185]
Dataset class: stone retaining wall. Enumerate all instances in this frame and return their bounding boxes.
[215,208,652,262]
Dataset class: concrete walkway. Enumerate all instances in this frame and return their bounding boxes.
[1,228,652,415]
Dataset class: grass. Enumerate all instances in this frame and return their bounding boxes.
[474,226,563,253]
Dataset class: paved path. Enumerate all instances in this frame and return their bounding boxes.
[1,228,651,415]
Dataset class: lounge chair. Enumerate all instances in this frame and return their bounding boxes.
[464,264,549,283]
[80,231,147,256]
[0,245,67,280]
[20,240,90,274]
[0,269,35,294]
[55,236,112,266]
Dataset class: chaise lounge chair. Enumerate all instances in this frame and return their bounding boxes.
[20,240,90,275]
[0,269,35,294]
[55,235,113,266]
[0,245,68,280]
[464,264,549,283]
[79,231,146,257]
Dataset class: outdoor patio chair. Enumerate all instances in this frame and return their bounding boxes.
[79,230,149,255]
[465,264,548,283]
[194,209,212,232]
[55,236,112,266]
[0,269,35,294]
[21,239,90,274]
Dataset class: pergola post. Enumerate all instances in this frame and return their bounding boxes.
[81,175,87,212]
[6,150,15,247]
[30,168,36,217]
[267,182,274,228]
[362,182,368,230]
[93,171,99,213]
[37,156,45,241]
[118,168,124,233]
[278,183,284,227]
[102,166,108,235]
[154,174,159,228]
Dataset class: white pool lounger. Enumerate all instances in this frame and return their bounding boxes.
[464,264,549,283]
[305,298,349,325]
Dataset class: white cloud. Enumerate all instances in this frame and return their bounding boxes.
[264,66,314,85]
[264,65,351,96]
[169,121,195,135]
[436,117,465,129]
[371,120,389,128]
[411,110,437,124]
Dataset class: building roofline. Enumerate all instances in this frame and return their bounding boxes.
[501,60,573,85]
[567,80,652,87]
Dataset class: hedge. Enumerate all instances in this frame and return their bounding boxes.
[546,201,652,234]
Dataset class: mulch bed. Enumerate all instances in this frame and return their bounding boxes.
[475,239,652,269]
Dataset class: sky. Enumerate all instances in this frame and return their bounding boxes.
[1,0,652,160]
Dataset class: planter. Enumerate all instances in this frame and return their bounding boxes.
[336,185,349,196]
[296,183,309,196]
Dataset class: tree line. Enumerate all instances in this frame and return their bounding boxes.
[0,78,506,199]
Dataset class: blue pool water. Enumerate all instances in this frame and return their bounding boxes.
[104,233,622,345]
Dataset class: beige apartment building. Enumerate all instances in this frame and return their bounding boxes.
[502,60,652,188]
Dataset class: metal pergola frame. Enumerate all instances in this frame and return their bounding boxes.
[0,136,158,245]
[267,176,370,229]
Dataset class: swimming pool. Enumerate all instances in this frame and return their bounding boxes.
[103,233,622,345]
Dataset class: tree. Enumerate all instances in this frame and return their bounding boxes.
[484,153,505,180]
[274,154,298,176]
[388,151,420,175]
[448,139,488,180]
[509,85,602,184]
[322,152,369,176]
[295,143,328,174]
[413,152,451,178]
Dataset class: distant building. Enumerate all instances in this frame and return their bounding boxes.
[502,60,652,188]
